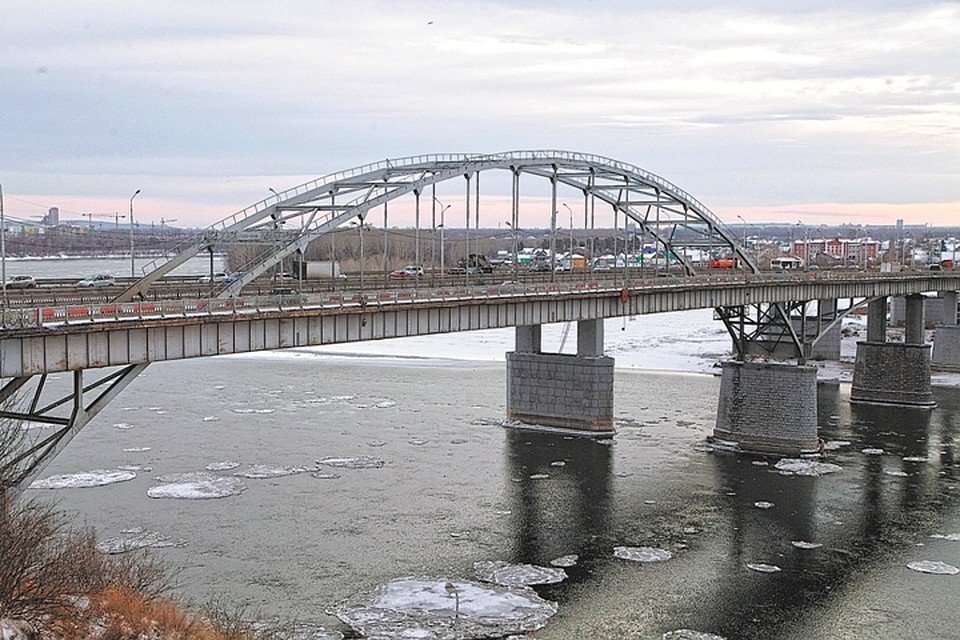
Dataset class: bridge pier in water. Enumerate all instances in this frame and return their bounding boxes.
[506,319,615,434]
[851,295,936,408]
[932,291,960,371]
[712,360,820,456]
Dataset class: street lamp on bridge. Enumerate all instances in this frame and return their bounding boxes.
[129,189,140,277]
[433,198,450,280]
[351,214,367,289]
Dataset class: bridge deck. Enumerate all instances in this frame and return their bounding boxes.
[1,272,957,377]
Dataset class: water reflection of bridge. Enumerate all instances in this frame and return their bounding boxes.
[504,383,960,638]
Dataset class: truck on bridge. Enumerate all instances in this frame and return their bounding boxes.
[297,260,345,280]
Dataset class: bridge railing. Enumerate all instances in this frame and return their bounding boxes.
[2,270,956,331]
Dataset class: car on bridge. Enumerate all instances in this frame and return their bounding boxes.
[389,265,424,279]
[77,274,115,288]
[199,271,241,284]
[4,274,37,289]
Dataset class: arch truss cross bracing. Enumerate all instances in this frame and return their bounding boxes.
[120,151,759,301]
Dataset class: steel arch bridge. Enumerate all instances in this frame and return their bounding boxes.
[120,150,759,303]
[2,151,822,496]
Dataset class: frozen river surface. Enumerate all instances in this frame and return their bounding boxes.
[25,308,960,639]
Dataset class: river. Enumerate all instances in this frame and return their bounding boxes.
[17,257,960,639]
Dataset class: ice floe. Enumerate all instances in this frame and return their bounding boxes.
[205,461,241,471]
[113,422,135,430]
[375,400,397,408]
[774,458,842,477]
[903,456,930,463]
[753,501,775,509]
[334,577,557,639]
[861,448,885,456]
[823,440,851,451]
[791,541,823,550]
[931,533,960,541]
[408,438,429,446]
[907,560,959,575]
[613,546,673,563]
[256,623,343,640]
[96,529,183,554]
[316,455,384,469]
[549,555,578,568]
[885,470,910,477]
[234,464,309,479]
[529,473,550,480]
[30,469,137,490]
[663,630,726,640]
[311,472,341,480]
[233,408,275,414]
[148,472,246,499]
[201,416,221,422]
[746,563,781,573]
[550,460,566,467]
[474,561,567,586]
[123,447,151,453]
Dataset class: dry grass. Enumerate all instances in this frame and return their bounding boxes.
[0,500,253,640]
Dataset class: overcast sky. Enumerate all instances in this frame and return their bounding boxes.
[1,1,957,229]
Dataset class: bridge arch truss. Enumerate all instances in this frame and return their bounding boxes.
[120,150,759,301]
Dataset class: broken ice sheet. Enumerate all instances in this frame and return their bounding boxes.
[930,533,960,541]
[774,458,842,477]
[550,555,579,568]
[791,541,823,550]
[147,472,245,500]
[30,469,137,490]
[823,440,851,451]
[254,623,343,640]
[746,563,781,573]
[334,577,557,639]
[474,561,567,586]
[205,461,241,471]
[234,464,309,479]
[663,630,727,640]
[907,560,959,575]
[614,546,673,563]
[316,455,384,469]
[96,529,183,554]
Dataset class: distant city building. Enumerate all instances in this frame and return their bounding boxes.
[42,207,59,226]
[791,237,880,266]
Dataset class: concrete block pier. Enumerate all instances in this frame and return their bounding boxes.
[712,360,820,456]
[506,320,615,434]
[932,291,960,372]
[851,295,936,408]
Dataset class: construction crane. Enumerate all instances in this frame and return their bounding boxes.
[81,212,127,229]
[159,217,178,233]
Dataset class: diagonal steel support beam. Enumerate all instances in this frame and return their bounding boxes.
[2,363,149,500]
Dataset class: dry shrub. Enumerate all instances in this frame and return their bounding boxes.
[95,586,254,640]
[0,499,249,639]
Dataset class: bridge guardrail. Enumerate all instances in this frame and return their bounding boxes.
[1,271,957,331]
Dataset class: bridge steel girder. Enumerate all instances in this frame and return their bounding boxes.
[0,363,148,498]
[4,274,960,380]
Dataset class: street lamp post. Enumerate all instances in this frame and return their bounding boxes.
[736,214,747,265]
[505,220,518,280]
[434,199,450,280]
[129,189,140,277]
[352,214,367,289]
[562,202,573,251]
[1,183,6,309]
